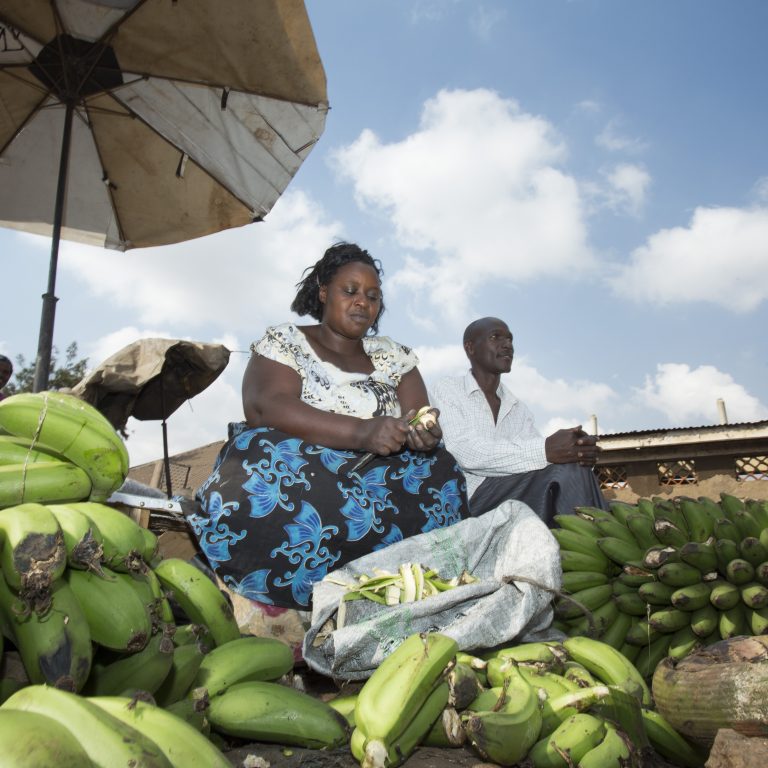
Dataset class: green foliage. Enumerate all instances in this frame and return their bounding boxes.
[3,342,88,395]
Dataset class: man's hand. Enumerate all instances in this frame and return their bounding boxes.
[545,426,600,466]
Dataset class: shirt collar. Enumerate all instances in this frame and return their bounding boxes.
[463,369,519,406]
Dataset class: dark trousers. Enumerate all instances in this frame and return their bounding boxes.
[469,463,608,528]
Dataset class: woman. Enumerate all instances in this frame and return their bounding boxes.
[188,243,468,614]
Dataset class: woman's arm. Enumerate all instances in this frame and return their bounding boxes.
[397,367,443,452]
[242,354,410,454]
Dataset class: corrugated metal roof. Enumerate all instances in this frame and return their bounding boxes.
[599,419,768,440]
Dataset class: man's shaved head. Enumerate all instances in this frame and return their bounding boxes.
[463,317,506,347]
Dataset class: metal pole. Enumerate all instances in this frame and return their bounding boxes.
[33,101,74,393]
[161,377,173,497]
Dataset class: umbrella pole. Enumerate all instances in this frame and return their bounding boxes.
[160,380,173,498]
[33,101,75,393]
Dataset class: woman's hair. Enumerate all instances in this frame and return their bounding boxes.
[291,242,386,333]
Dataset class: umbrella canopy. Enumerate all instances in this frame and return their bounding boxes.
[70,337,231,430]
[70,337,231,496]
[0,0,327,390]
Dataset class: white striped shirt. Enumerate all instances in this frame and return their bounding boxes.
[430,371,548,499]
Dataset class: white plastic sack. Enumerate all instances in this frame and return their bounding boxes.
[302,500,563,680]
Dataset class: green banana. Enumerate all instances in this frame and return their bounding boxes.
[577,721,633,768]
[755,561,768,585]
[596,536,644,566]
[551,527,601,556]
[708,579,740,610]
[88,695,231,768]
[634,634,672,680]
[714,518,741,544]
[619,563,656,587]
[164,689,210,734]
[740,582,768,609]
[643,545,679,570]
[47,503,105,573]
[559,548,612,575]
[64,502,147,572]
[667,625,702,661]
[652,500,689,534]
[447,661,483,710]
[327,691,358,728]
[527,712,606,768]
[598,609,633,651]
[611,579,636,596]
[172,622,214,651]
[731,508,762,540]
[422,705,465,747]
[718,604,748,639]
[0,708,96,767]
[640,707,707,768]
[653,518,689,548]
[619,641,641,664]
[739,536,768,567]
[0,434,65,465]
[747,606,768,634]
[657,562,702,588]
[560,570,609,593]
[624,618,660,647]
[153,641,207,706]
[489,641,566,665]
[679,497,716,542]
[607,500,641,526]
[679,540,718,574]
[463,669,542,767]
[746,498,768,528]
[0,462,92,508]
[518,667,579,699]
[689,604,720,638]
[638,580,676,605]
[0,572,92,691]
[613,591,649,617]
[206,679,349,749]
[0,502,66,598]
[562,636,652,706]
[0,392,128,501]
[635,497,657,518]
[553,513,602,540]
[594,516,638,545]
[725,557,755,585]
[152,558,241,647]
[0,684,173,768]
[65,566,152,651]
[625,512,660,550]
[562,660,599,688]
[648,607,691,633]
[554,584,613,621]
[354,632,457,757]
[380,681,451,766]
[191,635,294,697]
[83,628,175,696]
[670,582,712,611]
[539,683,611,737]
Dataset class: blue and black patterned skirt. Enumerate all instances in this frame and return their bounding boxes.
[186,423,469,609]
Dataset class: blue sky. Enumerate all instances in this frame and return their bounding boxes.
[2,0,767,466]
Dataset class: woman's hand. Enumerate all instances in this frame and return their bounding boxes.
[404,407,442,452]
[358,415,412,455]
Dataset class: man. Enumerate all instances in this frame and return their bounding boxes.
[0,355,12,401]
[430,317,607,526]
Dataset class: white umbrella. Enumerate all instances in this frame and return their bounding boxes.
[0,0,328,390]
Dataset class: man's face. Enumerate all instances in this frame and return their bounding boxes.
[466,319,514,374]
[0,361,12,389]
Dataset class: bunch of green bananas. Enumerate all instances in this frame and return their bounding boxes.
[552,494,768,677]
[0,391,129,506]
[335,635,706,768]
[0,494,357,761]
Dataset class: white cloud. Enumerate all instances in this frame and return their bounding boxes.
[332,88,595,322]
[470,4,507,39]
[595,118,647,153]
[603,163,651,217]
[635,363,768,425]
[61,190,343,332]
[610,205,768,311]
[752,176,768,203]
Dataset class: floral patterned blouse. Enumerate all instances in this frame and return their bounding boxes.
[252,322,419,419]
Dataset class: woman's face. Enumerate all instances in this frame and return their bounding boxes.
[319,261,382,338]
